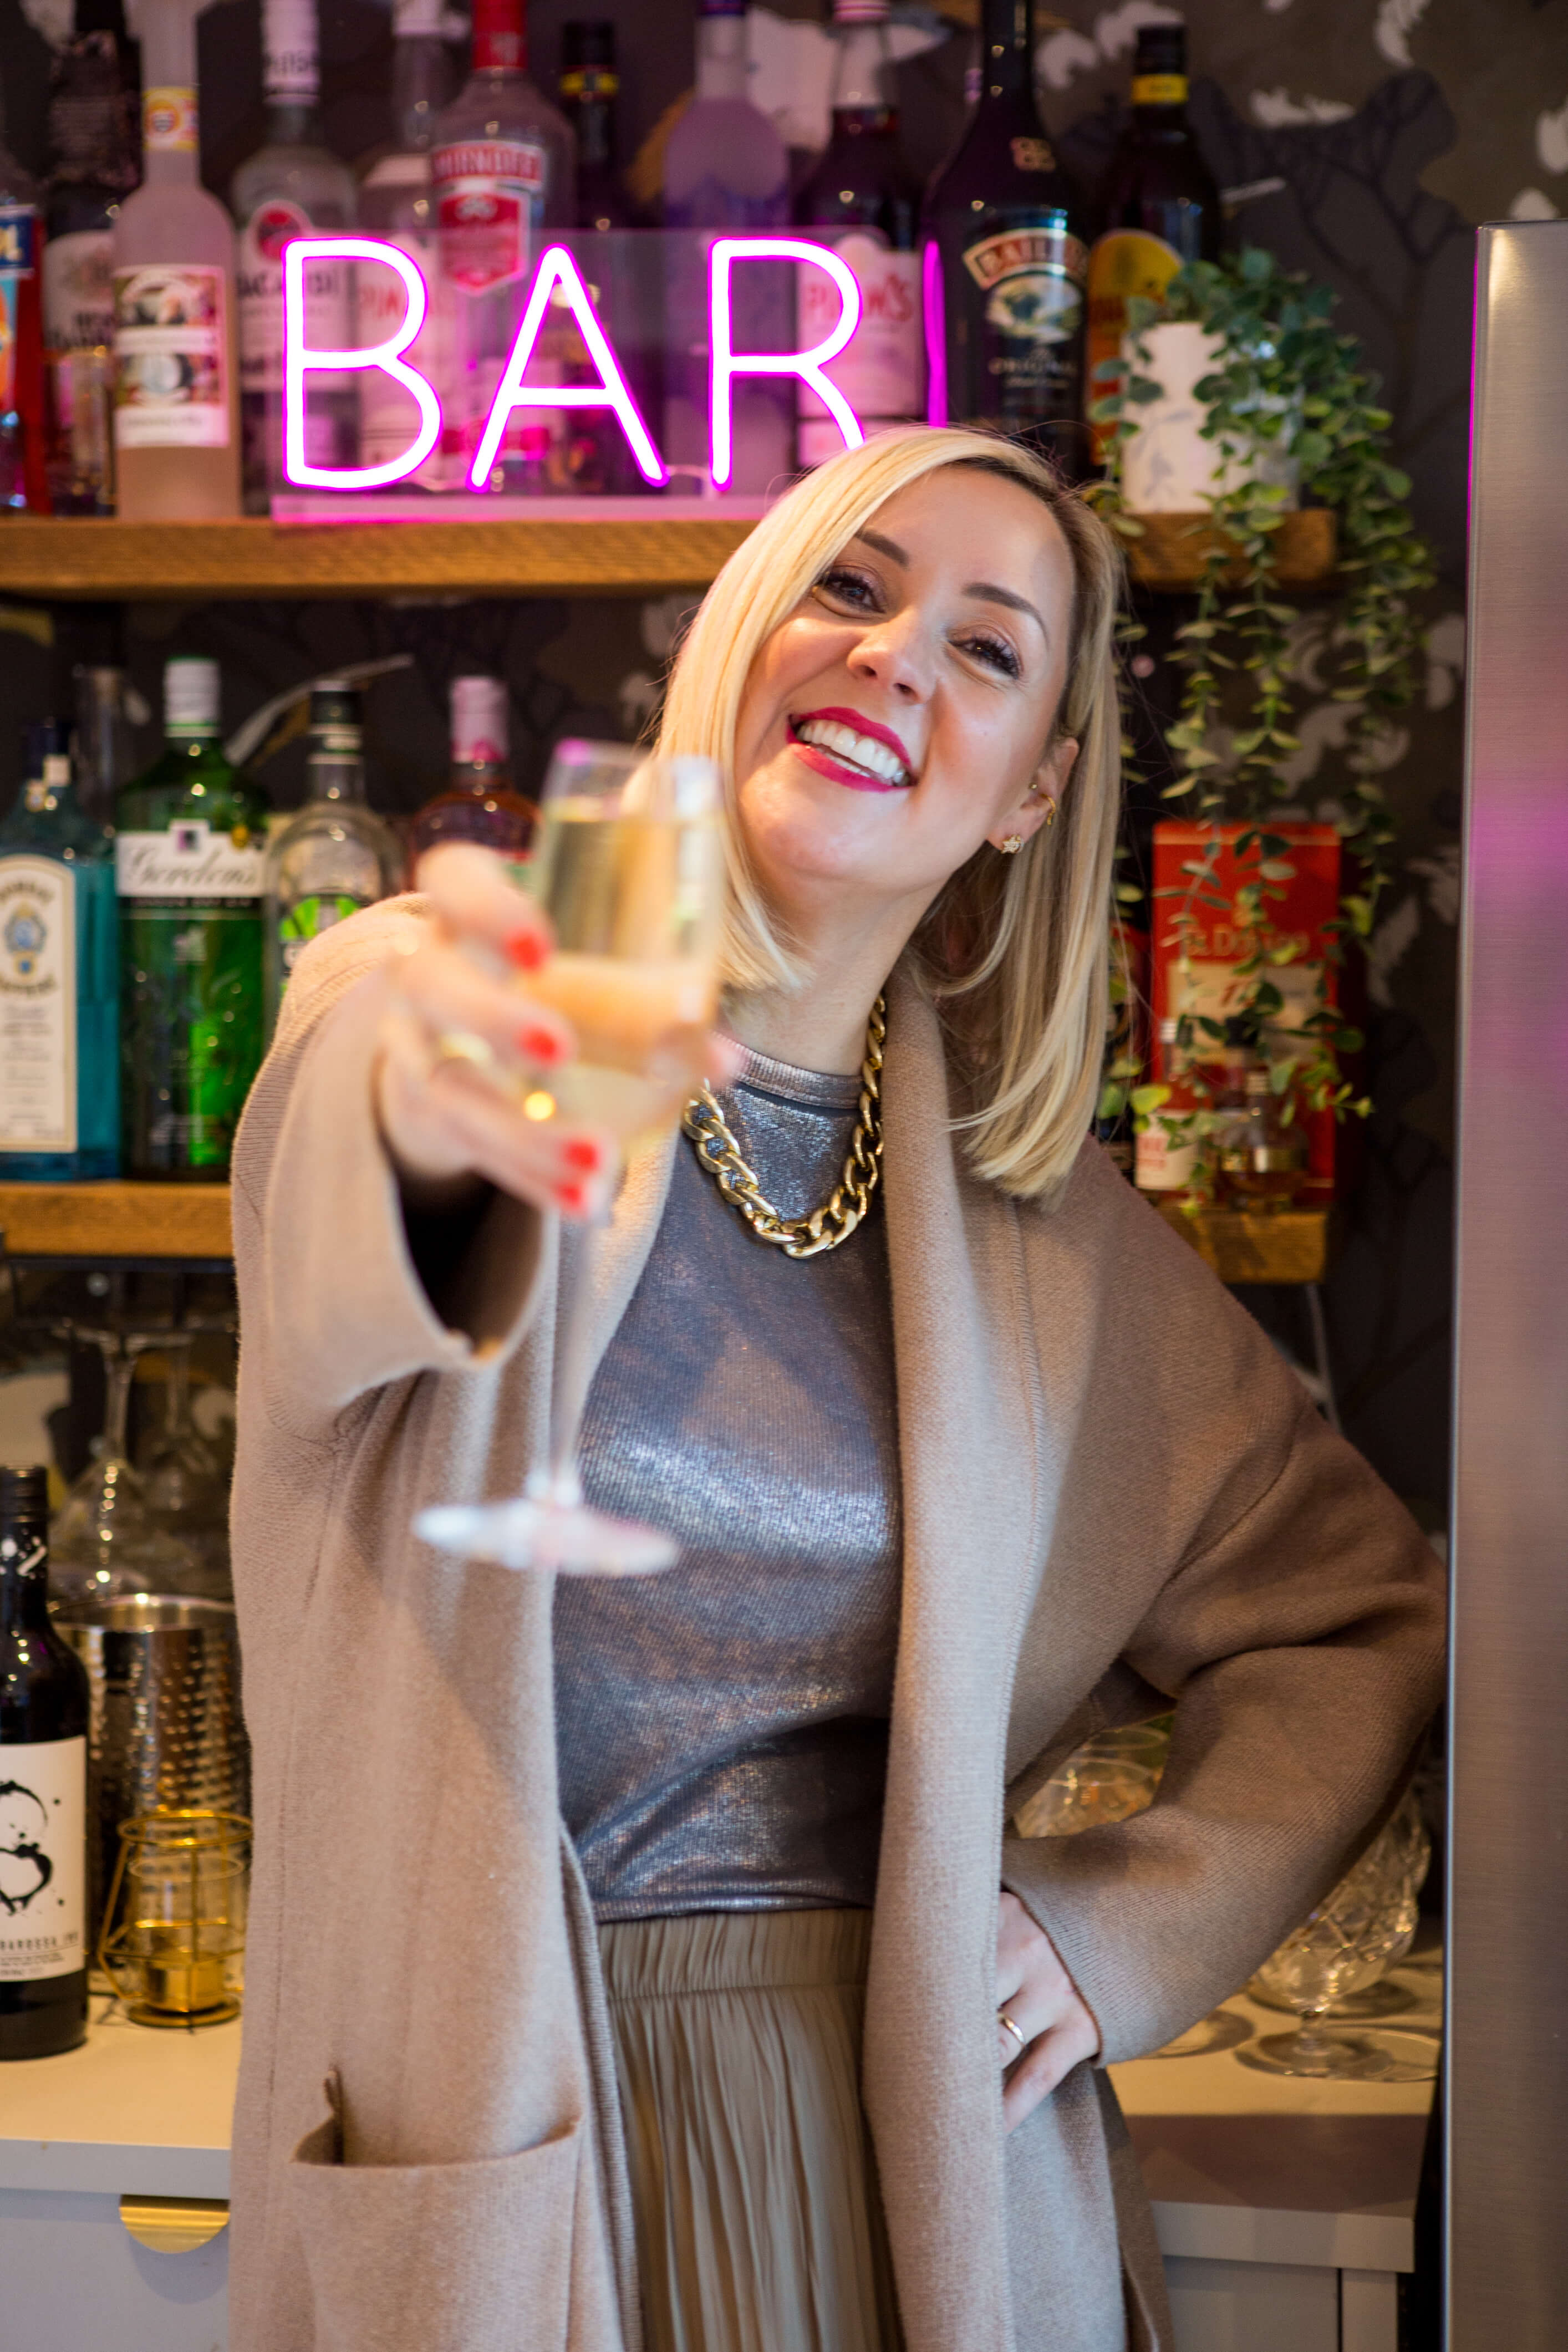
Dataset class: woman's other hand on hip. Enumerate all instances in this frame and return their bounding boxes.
[995,1890,1101,2132]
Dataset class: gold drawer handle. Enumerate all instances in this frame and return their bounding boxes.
[119,2195,230,2253]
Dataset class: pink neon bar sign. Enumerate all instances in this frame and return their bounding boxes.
[281,235,868,494]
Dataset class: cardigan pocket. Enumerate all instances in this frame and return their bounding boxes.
[288,2080,583,2352]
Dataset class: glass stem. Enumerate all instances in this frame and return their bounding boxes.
[100,1345,135,1468]
[541,1210,610,1506]
[166,1342,193,1438]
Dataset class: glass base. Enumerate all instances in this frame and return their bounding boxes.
[1251,1975,1421,2022]
[1151,2010,1253,2059]
[415,1494,679,1576]
[1236,2025,1410,2081]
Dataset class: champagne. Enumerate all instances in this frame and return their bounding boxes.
[0,1468,89,2062]
[523,799,722,1143]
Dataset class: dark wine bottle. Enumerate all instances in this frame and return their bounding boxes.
[921,0,1089,476]
[0,1467,89,2060]
[560,20,631,231]
[1085,22,1221,463]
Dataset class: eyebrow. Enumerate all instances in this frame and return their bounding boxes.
[849,529,1050,645]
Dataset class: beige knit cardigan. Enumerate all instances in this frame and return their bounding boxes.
[227,902,1445,2352]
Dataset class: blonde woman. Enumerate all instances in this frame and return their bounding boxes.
[228,427,1443,2352]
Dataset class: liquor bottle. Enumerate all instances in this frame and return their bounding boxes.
[357,0,454,488]
[1086,22,1220,465]
[0,722,120,1179]
[662,0,790,493]
[430,0,576,491]
[0,120,49,513]
[43,31,139,515]
[231,0,357,510]
[111,0,242,520]
[407,675,537,867]
[559,20,630,232]
[116,657,268,1178]
[792,0,922,467]
[263,681,403,1036]
[0,1467,90,2062]
[922,0,1090,476]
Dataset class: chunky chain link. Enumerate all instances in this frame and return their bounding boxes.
[680,995,885,1259]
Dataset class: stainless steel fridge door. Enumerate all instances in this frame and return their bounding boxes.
[1450,215,1568,2346]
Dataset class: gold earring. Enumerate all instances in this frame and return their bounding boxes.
[1000,835,1024,856]
[1041,794,1057,828]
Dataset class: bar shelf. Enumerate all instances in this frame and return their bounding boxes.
[0,1182,233,1264]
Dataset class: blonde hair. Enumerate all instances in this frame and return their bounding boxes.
[657,426,1124,1202]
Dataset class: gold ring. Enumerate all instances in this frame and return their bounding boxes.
[997,2008,1027,2053]
[430,1027,496,1077]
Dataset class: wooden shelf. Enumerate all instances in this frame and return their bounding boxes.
[1122,507,1337,590]
[0,1182,233,1261]
[1157,1200,1332,1285]
[0,512,761,601]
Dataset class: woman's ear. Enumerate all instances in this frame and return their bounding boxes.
[984,735,1080,854]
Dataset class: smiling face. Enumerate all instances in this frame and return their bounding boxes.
[731,465,1081,939]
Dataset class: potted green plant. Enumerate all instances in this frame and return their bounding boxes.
[1087,246,1436,1208]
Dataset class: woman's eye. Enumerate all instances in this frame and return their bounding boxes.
[959,633,1021,678]
[814,564,880,610]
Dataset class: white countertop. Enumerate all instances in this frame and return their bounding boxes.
[0,1997,238,2198]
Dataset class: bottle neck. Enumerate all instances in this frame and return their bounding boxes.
[696,14,747,103]
[471,0,526,77]
[0,1524,52,1637]
[262,93,325,145]
[393,33,449,151]
[308,755,366,805]
[166,721,221,754]
[562,78,617,177]
[140,82,200,189]
[978,0,1034,103]
[830,21,894,114]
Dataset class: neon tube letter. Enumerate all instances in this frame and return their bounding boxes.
[709,238,864,490]
[467,244,665,492]
[283,237,442,491]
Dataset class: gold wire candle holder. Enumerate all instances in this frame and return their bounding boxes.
[98,1809,250,2029]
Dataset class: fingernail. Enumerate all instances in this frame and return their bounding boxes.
[561,1137,602,1173]
[506,931,547,973]
[556,1178,586,1213]
[521,1024,562,1063]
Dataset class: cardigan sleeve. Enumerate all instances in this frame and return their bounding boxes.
[231,895,549,1442]
[1000,1160,1446,2066]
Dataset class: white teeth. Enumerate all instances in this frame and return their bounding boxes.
[795,716,912,786]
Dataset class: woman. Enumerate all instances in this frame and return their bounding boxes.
[228,427,1444,2352]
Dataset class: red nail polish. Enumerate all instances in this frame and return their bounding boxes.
[521,1024,561,1063]
[556,1178,586,1213]
[562,1137,601,1173]
[506,931,547,973]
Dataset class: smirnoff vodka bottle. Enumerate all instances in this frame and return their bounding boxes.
[357,0,454,488]
[231,0,357,508]
[111,0,241,520]
[791,0,922,466]
[430,0,575,490]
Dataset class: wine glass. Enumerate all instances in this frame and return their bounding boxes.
[137,1334,232,1596]
[416,740,725,1576]
[1237,1791,1433,2081]
[50,1331,205,1606]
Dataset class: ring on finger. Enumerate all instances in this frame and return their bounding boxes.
[428,1026,498,1080]
[997,2008,1027,2054]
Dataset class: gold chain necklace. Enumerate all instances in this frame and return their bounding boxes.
[680,995,885,1259]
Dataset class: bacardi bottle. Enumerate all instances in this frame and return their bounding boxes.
[43,30,139,515]
[231,0,357,509]
[922,0,1089,475]
[792,0,922,466]
[430,0,575,491]
[116,658,267,1178]
[0,722,119,1179]
[263,681,403,1036]
[357,0,454,488]
[407,675,536,867]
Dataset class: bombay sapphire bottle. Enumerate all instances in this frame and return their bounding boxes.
[0,721,120,1179]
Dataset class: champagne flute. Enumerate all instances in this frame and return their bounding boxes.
[416,740,725,1576]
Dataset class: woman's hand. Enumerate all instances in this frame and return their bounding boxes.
[995,1890,1101,2132]
[374,843,739,1220]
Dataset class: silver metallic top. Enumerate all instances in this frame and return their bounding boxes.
[555,1050,902,1920]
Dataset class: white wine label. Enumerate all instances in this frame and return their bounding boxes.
[43,227,115,355]
[0,1736,86,1983]
[432,142,546,291]
[798,235,922,452]
[239,202,350,393]
[113,265,231,450]
[0,856,77,1154]
[117,824,266,903]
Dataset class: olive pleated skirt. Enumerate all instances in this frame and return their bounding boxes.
[598,1908,902,2352]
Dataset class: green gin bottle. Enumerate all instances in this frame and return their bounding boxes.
[116,658,268,1178]
[0,721,119,1179]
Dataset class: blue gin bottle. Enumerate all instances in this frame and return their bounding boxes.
[0,721,120,1178]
